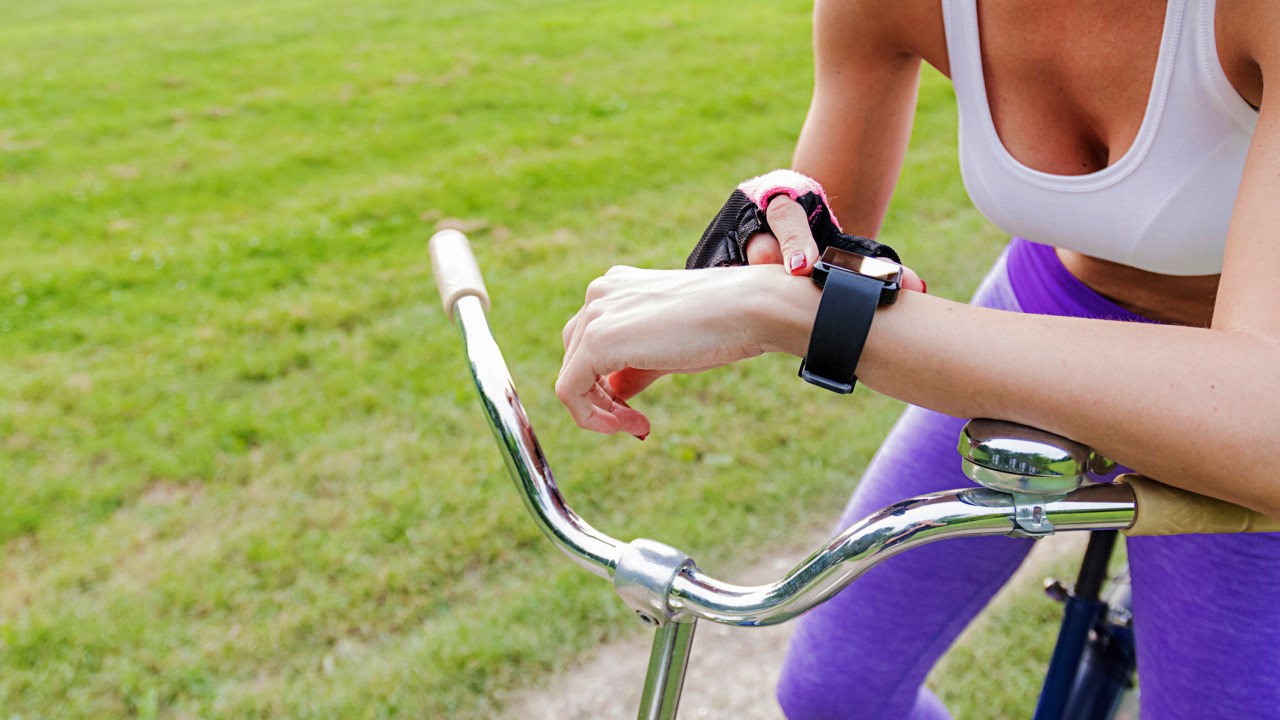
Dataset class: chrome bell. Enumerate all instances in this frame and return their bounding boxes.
[958,419,1114,497]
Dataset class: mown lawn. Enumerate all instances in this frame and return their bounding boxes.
[1,0,1069,717]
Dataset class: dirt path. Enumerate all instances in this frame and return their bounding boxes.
[504,530,1088,719]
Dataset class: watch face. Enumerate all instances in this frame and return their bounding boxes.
[819,247,903,282]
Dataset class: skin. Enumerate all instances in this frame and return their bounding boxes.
[557,0,1280,518]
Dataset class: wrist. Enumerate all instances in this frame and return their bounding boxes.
[748,267,821,356]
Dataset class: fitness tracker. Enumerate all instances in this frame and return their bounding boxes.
[799,247,904,394]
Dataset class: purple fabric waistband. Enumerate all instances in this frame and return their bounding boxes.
[1005,238,1157,323]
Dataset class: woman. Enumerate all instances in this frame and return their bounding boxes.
[556,0,1280,717]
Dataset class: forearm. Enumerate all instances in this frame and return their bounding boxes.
[794,0,922,237]
[757,276,1280,516]
[791,66,919,238]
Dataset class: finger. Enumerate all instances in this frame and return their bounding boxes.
[558,306,610,431]
[556,328,624,434]
[560,376,621,434]
[744,232,784,265]
[562,274,611,362]
[765,196,820,277]
[588,380,618,412]
[585,381,630,435]
[607,367,668,401]
[560,300,596,375]
[565,271,617,361]
[901,265,927,294]
[595,378,651,438]
[562,308,583,349]
[587,379,614,412]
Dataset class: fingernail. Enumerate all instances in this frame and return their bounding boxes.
[787,252,808,274]
[920,279,928,294]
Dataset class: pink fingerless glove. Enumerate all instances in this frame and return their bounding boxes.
[686,169,900,269]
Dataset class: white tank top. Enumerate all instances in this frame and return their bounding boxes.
[941,0,1257,276]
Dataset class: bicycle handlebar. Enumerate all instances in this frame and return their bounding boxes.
[430,230,1279,626]
[429,229,490,321]
[1120,474,1280,536]
[446,290,624,579]
[667,483,1135,626]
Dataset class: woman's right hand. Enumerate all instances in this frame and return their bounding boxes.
[745,196,927,292]
[744,195,822,274]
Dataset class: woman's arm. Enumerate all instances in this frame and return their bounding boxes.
[745,0,928,271]
[756,12,1280,517]
[759,280,1280,518]
[794,0,930,235]
[572,0,929,409]
[556,3,1280,517]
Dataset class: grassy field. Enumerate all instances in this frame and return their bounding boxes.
[0,0,1074,717]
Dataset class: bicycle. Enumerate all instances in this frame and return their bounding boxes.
[429,229,1280,720]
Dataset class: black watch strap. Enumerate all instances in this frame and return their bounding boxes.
[798,270,883,394]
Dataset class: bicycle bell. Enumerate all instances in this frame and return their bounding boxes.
[958,419,1114,496]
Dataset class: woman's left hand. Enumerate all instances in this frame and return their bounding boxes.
[556,264,794,437]
[556,194,928,438]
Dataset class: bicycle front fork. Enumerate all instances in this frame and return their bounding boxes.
[1035,530,1137,720]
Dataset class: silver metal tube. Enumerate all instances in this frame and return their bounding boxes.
[1038,482,1136,531]
[668,485,1135,626]
[453,295,624,579]
[449,294,1137,621]
[668,488,1017,626]
[636,619,698,720]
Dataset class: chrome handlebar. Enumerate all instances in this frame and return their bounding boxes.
[669,483,1134,626]
[444,289,1137,627]
[454,294,624,580]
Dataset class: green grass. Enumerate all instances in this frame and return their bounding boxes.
[0,0,1048,717]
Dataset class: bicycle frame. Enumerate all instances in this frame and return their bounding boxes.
[448,291,1139,719]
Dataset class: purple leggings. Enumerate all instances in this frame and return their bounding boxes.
[777,239,1280,719]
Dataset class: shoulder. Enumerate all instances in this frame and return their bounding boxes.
[813,0,947,74]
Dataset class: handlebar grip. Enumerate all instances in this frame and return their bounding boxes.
[1119,474,1280,536]
[429,229,491,320]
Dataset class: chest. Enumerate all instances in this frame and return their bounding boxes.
[906,0,1260,176]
